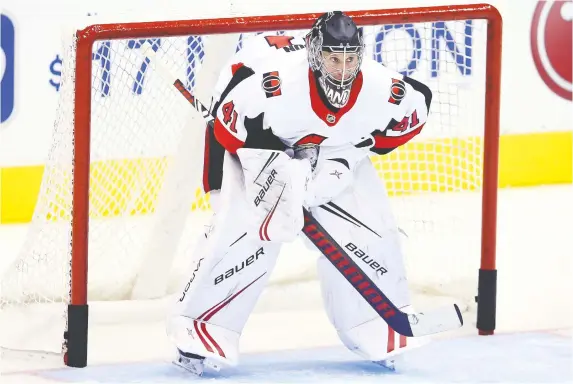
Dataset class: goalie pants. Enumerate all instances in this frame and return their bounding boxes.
[167,152,412,365]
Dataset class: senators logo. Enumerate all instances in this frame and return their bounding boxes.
[388,78,406,105]
[531,1,572,100]
[262,71,282,98]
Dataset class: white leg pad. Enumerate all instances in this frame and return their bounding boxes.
[312,157,418,362]
[166,152,282,366]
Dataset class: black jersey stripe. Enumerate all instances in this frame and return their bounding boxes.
[212,65,256,117]
[403,76,433,111]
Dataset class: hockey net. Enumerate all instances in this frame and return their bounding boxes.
[0,5,501,367]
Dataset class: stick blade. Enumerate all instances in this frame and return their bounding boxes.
[409,304,464,337]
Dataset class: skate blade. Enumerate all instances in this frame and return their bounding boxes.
[173,357,205,377]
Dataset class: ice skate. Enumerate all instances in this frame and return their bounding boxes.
[173,349,206,376]
[373,357,396,371]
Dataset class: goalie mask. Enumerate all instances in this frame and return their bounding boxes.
[306,11,365,108]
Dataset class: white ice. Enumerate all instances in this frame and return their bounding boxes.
[1,185,572,383]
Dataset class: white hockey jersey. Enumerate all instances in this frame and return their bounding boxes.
[202,34,432,192]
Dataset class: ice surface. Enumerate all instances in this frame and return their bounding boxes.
[1,185,572,383]
[2,332,571,383]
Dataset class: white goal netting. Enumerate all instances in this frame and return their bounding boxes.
[1,17,488,356]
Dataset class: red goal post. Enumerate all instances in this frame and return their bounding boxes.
[67,4,502,367]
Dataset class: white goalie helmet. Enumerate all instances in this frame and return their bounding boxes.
[306,11,365,108]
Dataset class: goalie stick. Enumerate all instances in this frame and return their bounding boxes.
[141,44,463,337]
[300,208,462,337]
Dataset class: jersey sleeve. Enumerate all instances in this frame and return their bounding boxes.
[370,76,433,155]
[211,63,264,154]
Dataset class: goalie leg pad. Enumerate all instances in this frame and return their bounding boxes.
[167,152,282,366]
[312,157,414,360]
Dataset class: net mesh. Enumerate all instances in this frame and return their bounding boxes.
[1,19,488,354]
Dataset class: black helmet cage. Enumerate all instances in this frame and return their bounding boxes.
[306,12,365,90]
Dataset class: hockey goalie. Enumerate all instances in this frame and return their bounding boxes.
[166,11,436,376]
